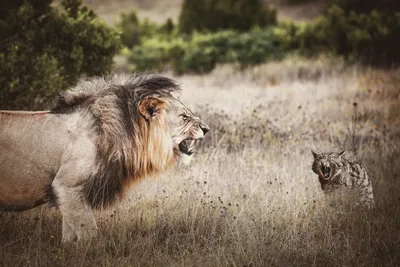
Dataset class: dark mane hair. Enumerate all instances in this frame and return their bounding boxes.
[51,73,181,114]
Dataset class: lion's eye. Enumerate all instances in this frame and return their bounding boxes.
[180,114,189,121]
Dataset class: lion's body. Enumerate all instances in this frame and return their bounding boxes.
[0,74,209,242]
[0,110,96,211]
[0,111,61,210]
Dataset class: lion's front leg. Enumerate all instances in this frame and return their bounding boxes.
[62,215,76,242]
[60,203,98,242]
[61,206,98,242]
[53,181,98,242]
[59,189,98,242]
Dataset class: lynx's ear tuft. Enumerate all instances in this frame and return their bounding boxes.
[311,150,321,159]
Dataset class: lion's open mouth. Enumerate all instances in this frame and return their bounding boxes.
[179,139,198,155]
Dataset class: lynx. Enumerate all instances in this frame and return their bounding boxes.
[311,150,374,208]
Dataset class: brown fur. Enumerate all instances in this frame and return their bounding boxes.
[0,110,49,117]
[0,111,61,211]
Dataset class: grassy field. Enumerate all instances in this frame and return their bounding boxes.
[1,57,399,266]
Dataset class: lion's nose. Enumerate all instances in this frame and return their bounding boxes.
[200,122,209,135]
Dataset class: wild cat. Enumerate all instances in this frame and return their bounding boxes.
[311,150,374,208]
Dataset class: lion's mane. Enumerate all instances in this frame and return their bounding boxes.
[51,74,181,208]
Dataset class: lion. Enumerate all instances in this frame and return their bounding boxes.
[0,74,209,242]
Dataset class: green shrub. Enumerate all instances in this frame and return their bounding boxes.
[334,0,400,14]
[272,21,301,51]
[305,6,400,64]
[231,30,284,66]
[129,29,285,74]
[127,2,400,74]
[185,31,238,63]
[182,46,218,73]
[118,11,141,48]
[129,38,187,72]
[118,10,177,49]
[178,0,277,34]
[160,18,176,35]
[272,5,400,65]
[0,0,120,110]
[346,10,400,65]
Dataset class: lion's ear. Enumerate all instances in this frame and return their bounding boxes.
[139,97,168,120]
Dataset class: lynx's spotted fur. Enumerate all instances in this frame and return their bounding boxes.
[311,150,374,208]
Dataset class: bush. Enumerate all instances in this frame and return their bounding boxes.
[127,1,400,73]
[272,5,400,65]
[183,31,238,64]
[129,38,185,72]
[129,29,285,74]
[118,11,141,48]
[118,11,176,49]
[178,0,277,34]
[232,30,284,66]
[318,6,400,64]
[334,0,400,14]
[0,0,120,110]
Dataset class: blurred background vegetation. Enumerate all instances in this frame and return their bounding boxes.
[0,0,120,109]
[1,0,400,109]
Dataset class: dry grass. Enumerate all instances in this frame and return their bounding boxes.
[1,58,400,266]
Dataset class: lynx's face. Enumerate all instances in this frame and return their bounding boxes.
[311,150,345,181]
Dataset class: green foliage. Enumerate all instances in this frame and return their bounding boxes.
[178,0,277,34]
[129,29,284,74]
[272,5,400,65]
[334,0,400,14]
[118,10,177,49]
[118,11,141,48]
[0,0,120,110]
[272,21,303,51]
[160,18,175,35]
[341,9,400,65]
[126,1,400,73]
[129,38,183,72]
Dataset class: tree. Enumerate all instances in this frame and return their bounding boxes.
[334,0,400,14]
[0,0,121,110]
[178,0,276,34]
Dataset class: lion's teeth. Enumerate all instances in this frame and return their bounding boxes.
[190,140,195,147]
